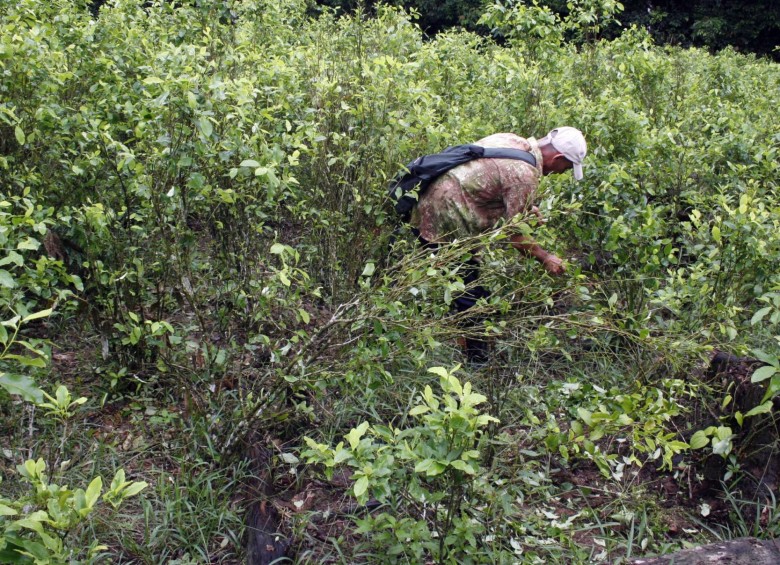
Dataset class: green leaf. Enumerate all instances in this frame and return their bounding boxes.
[689,430,709,449]
[110,469,126,492]
[120,481,148,498]
[85,476,102,507]
[751,349,779,367]
[14,125,25,145]
[449,460,475,474]
[0,373,43,403]
[427,366,449,379]
[408,405,430,416]
[269,243,286,255]
[751,306,772,326]
[711,225,721,244]
[361,262,375,277]
[198,117,213,138]
[745,401,773,417]
[333,448,352,464]
[0,269,17,288]
[346,422,369,450]
[0,503,17,516]
[353,476,369,498]
[240,159,261,168]
[0,250,24,267]
[762,375,780,403]
[16,237,40,251]
[751,365,777,383]
[298,308,310,324]
[22,308,52,323]
[712,437,732,456]
[577,407,593,426]
[414,459,434,474]
[2,315,21,328]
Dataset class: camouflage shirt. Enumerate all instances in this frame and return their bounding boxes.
[410,133,543,243]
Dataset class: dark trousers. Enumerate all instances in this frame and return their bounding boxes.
[413,229,491,363]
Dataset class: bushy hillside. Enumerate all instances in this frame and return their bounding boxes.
[1,0,779,561]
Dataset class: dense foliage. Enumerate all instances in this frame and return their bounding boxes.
[1,0,779,561]
[315,0,780,61]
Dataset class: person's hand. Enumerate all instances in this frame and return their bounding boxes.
[530,206,546,225]
[542,254,566,276]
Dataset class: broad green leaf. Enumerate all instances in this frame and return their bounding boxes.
[0,503,17,516]
[0,269,16,288]
[298,309,310,324]
[414,459,434,474]
[361,262,375,277]
[712,438,732,456]
[667,441,689,452]
[5,355,47,368]
[39,530,62,552]
[16,237,40,251]
[449,460,475,474]
[0,250,24,267]
[476,414,499,426]
[346,422,369,450]
[121,481,148,498]
[751,306,772,325]
[353,476,369,498]
[110,469,126,492]
[240,159,261,168]
[751,365,777,383]
[762,375,780,404]
[715,426,734,440]
[577,407,593,425]
[85,476,102,507]
[14,125,25,145]
[333,448,352,464]
[2,315,20,328]
[0,373,43,403]
[739,194,749,214]
[751,349,779,367]
[198,117,213,138]
[269,243,286,255]
[408,405,430,416]
[446,375,462,396]
[427,366,449,379]
[689,430,709,449]
[711,225,721,243]
[745,401,773,417]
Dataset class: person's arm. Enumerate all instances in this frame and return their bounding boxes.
[500,169,564,275]
[510,234,565,275]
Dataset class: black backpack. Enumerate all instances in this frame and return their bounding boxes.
[387,144,537,222]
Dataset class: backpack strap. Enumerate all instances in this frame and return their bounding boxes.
[472,145,537,168]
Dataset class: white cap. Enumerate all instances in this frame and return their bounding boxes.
[549,127,587,180]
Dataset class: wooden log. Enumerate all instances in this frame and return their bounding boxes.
[629,537,780,564]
